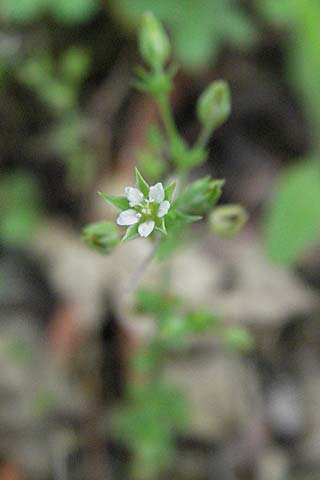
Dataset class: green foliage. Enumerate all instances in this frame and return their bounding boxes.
[223,326,254,353]
[138,126,166,181]
[0,172,42,246]
[257,0,320,133]
[81,221,120,254]
[136,287,222,347]
[258,0,320,264]
[112,0,256,70]
[264,161,320,265]
[1,0,99,24]
[116,383,188,479]
[18,49,94,190]
[18,48,90,114]
[83,14,250,479]
[54,117,95,190]
[136,288,181,317]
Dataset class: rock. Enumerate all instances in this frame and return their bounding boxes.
[256,446,290,480]
[163,350,261,442]
[266,376,305,443]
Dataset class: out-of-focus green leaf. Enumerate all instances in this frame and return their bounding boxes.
[112,0,256,70]
[256,0,297,25]
[1,0,44,23]
[223,326,254,353]
[264,161,320,265]
[53,0,98,23]
[115,383,188,478]
[1,0,99,24]
[0,172,43,246]
[136,288,180,317]
[60,48,90,84]
[186,310,221,333]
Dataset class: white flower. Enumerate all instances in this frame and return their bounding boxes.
[116,181,170,238]
[157,200,170,217]
[138,220,155,237]
[149,182,164,203]
[116,209,140,226]
[125,187,144,206]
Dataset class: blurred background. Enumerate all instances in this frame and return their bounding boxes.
[1,0,320,479]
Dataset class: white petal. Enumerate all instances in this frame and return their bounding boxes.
[157,200,170,217]
[149,182,164,203]
[116,209,140,226]
[125,187,144,206]
[138,220,155,237]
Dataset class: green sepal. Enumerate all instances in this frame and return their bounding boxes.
[175,176,225,215]
[122,224,139,242]
[155,217,167,235]
[98,192,129,211]
[165,181,176,201]
[171,210,202,224]
[135,167,150,197]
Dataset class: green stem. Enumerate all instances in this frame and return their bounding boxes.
[195,125,212,150]
[157,93,179,144]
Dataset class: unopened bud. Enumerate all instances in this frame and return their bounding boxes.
[139,12,170,70]
[210,205,248,238]
[82,221,119,254]
[197,80,231,131]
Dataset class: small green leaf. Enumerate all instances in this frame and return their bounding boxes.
[98,192,130,211]
[122,224,139,242]
[136,288,180,316]
[186,310,221,333]
[135,167,150,197]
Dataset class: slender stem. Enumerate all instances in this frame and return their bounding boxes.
[123,236,161,297]
[195,125,212,150]
[157,92,179,144]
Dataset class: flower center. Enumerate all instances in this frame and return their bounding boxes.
[136,199,158,220]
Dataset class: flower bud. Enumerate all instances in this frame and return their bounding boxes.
[81,221,119,254]
[210,204,248,238]
[197,80,231,131]
[139,12,170,70]
[178,176,224,214]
